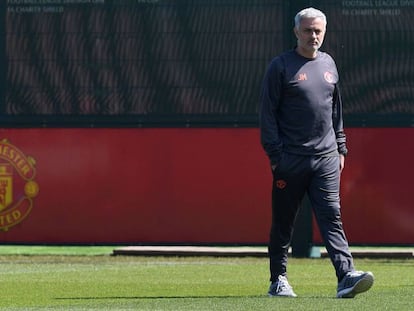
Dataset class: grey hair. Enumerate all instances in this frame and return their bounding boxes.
[294,7,327,29]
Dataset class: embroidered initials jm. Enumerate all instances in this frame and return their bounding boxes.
[298,73,307,81]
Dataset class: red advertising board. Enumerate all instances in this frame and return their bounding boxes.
[0,128,412,245]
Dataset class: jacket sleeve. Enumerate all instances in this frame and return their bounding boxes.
[259,59,284,165]
[332,83,348,156]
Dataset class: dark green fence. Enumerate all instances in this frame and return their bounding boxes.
[2,0,413,127]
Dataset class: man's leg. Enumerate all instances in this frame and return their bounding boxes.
[309,155,374,298]
[308,155,354,281]
[269,154,308,282]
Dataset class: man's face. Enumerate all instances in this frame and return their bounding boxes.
[294,17,326,57]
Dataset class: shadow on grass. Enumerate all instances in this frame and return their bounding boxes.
[54,295,331,300]
[55,296,263,300]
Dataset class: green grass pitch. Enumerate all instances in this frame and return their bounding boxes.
[0,247,412,310]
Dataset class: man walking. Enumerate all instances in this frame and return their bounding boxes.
[259,7,374,298]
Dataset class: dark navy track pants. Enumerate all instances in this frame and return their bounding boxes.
[269,152,354,282]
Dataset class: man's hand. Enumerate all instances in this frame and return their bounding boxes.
[339,154,345,173]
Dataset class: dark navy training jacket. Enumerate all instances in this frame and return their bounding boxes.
[259,49,348,166]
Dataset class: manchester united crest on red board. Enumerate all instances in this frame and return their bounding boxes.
[0,139,39,231]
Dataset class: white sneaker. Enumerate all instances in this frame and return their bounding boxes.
[337,271,374,298]
[268,275,297,297]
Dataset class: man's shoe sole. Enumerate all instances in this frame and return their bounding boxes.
[337,273,374,298]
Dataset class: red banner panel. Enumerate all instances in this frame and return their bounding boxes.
[0,128,412,245]
[0,128,271,244]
